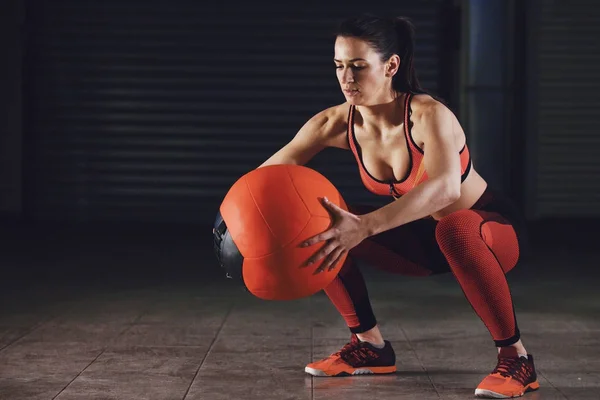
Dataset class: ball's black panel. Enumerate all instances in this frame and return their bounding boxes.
[213,211,247,291]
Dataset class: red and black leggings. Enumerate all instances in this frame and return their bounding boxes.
[324,187,529,347]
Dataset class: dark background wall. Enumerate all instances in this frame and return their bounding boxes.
[523,0,600,220]
[1,0,599,239]
[18,0,457,227]
[0,0,23,220]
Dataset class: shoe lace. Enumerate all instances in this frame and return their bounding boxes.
[337,340,377,366]
[492,356,532,385]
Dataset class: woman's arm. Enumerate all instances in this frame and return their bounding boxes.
[362,102,462,236]
[301,102,465,272]
[258,105,348,168]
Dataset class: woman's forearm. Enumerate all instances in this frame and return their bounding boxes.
[361,177,460,237]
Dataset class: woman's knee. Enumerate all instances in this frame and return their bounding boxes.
[435,210,484,252]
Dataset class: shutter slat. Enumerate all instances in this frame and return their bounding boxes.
[529,0,600,217]
[26,0,445,223]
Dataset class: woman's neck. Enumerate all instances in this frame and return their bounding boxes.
[355,92,406,132]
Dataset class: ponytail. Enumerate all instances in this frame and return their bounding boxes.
[391,17,425,94]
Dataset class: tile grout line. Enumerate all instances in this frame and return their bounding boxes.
[0,319,53,354]
[181,301,235,400]
[538,370,569,400]
[0,294,90,355]
[50,295,161,400]
[51,348,107,400]
[398,324,442,399]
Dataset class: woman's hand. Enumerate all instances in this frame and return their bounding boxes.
[301,197,369,274]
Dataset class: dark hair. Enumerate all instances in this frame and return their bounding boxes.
[335,14,426,95]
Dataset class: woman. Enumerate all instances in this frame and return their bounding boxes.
[259,14,538,399]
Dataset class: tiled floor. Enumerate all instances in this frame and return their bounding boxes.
[0,224,598,399]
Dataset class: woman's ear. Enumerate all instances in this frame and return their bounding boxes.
[386,54,401,77]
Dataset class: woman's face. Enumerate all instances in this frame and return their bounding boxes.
[334,36,395,106]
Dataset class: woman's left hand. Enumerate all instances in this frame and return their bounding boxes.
[301,197,368,274]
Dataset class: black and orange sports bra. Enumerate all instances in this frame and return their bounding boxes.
[347,93,472,199]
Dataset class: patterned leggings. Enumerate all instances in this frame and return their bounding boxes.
[324,187,529,347]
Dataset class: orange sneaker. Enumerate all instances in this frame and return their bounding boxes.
[305,334,396,377]
[475,347,540,398]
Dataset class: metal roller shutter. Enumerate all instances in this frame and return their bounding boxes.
[23,1,450,224]
[526,0,600,218]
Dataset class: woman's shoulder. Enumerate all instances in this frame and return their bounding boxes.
[299,102,351,149]
[409,93,457,125]
[410,93,451,113]
[316,102,352,124]
[408,93,465,149]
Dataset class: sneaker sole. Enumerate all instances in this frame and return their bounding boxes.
[474,381,540,398]
[305,366,396,377]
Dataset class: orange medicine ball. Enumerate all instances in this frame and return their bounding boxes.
[213,165,348,301]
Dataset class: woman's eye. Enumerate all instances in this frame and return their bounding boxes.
[335,65,364,70]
